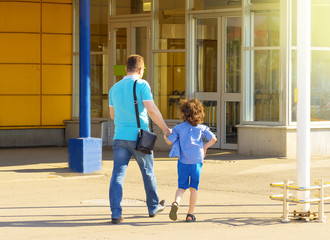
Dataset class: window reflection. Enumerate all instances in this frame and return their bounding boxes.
[226,102,240,144]
[226,17,241,93]
[114,28,127,83]
[311,51,330,121]
[250,0,279,3]
[133,26,147,79]
[244,4,280,122]
[196,18,217,92]
[91,54,108,118]
[203,101,217,132]
[110,0,151,15]
[91,0,108,52]
[153,52,185,119]
[153,0,185,50]
[73,0,109,118]
[291,50,297,122]
[253,12,279,47]
[292,51,330,122]
[291,0,330,122]
[311,0,330,48]
[253,50,280,122]
[189,0,241,10]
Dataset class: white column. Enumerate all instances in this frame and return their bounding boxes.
[296,0,311,212]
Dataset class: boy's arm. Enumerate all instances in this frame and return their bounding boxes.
[203,136,217,157]
[163,129,173,145]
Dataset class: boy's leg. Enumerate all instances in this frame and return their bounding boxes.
[188,187,198,215]
[174,188,186,204]
[176,161,191,204]
[170,188,185,221]
[169,161,189,221]
[186,163,203,220]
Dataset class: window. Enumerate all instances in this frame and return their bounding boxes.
[153,0,185,50]
[73,0,109,118]
[226,17,241,93]
[291,0,330,122]
[153,52,185,119]
[195,18,217,93]
[152,0,186,119]
[189,0,241,10]
[110,0,151,15]
[243,0,280,122]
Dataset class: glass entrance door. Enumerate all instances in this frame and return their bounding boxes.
[194,15,241,149]
[109,20,151,86]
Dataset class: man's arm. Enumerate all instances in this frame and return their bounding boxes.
[143,100,171,137]
[109,106,115,120]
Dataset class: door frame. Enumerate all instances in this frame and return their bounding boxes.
[108,18,152,88]
[187,11,241,149]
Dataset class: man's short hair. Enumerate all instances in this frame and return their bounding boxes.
[126,54,144,73]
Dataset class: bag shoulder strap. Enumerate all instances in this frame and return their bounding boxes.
[133,80,141,129]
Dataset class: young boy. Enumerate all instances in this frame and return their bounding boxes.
[164,99,217,222]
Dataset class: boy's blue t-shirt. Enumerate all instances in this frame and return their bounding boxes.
[167,121,216,164]
[109,75,153,141]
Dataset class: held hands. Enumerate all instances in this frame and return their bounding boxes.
[163,128,172,145]
[164,128,172,137]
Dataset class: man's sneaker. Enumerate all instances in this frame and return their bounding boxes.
[111,216,123,224]
[149,200,166,217]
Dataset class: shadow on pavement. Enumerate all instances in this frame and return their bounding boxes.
[0,147,277,168]
[203,217,282,226]
[1,203,307,228]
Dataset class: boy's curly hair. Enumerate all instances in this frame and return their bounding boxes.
[179,98,204,126]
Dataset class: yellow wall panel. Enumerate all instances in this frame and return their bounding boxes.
[42,65,72,94]
[42,0,72,3]
[42,96,71,125]
[42,4,72,34]
[42,34,72,64]
[0,2,40,33]
[8,0,40,2]
[0,65,40,95]
[0,96,40,126]
[0,33,40,63]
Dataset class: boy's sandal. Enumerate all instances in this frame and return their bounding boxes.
[186,214,196,222]
[169,202,179,221]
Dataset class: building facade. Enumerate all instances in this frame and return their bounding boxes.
[0,0,72,147]
[0,0,329,158]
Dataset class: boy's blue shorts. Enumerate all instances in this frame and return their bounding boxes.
[177,161,203,190]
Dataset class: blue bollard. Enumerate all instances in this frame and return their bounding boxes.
[68,0,102,173]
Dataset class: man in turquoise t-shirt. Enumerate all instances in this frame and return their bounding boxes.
[108,54,171,224]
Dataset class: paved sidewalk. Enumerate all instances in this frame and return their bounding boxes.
[1,147,330,240]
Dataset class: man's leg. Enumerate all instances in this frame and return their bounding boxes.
[109,140,131,220]
[130,145,160,216]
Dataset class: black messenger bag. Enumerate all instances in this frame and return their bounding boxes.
[133,80,157,154]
